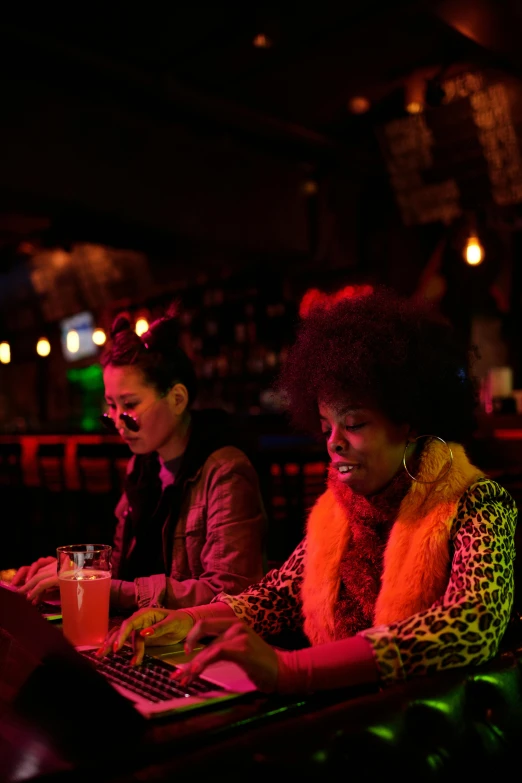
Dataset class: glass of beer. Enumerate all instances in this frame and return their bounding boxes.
[57,544,112,647]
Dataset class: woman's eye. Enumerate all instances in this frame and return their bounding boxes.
[346,422,366,432]
[124,402,137,411]
[321,429,331,438]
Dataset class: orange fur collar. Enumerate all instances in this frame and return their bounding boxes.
[302,442,483,645]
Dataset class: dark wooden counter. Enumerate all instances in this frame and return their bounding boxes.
[3,649,522,783]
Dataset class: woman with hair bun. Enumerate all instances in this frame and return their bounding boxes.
[12,304,266,613]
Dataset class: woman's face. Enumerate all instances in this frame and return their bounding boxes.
[103,365,188,459]
[319,400,411,496]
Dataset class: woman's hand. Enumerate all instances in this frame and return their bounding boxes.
[173,618,279,693]
[11,556,59,603]
[97,607,195,665]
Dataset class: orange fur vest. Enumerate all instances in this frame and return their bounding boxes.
[301,441,483,645]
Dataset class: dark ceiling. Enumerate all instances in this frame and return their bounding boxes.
[0,2,509,144]
[0,0,521,265]
[2,2,520,134]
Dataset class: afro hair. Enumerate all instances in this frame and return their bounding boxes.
[277,286,479,444]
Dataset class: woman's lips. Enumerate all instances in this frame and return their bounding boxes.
[331,461,358,474]
[328,462,359,484]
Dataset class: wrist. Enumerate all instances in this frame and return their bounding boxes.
[110,579,137,611]
[275,648,306,694]
[176,609,197,635]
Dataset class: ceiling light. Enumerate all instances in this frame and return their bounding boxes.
[348,96,371,115]
[0,342,10,364]
[92,328,106,346]
[303,180,318,195]
[36,338,51,357]
[135,318,149,337]
[406,101,423,114]
[463,235,484,265]
[66,330,80,354]
[404,73,425,114]
[253,33,271,48]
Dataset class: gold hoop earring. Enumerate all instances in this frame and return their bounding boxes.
[402,435,453,484]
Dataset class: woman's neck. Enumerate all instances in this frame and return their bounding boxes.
[329,468,411,525]
[157,412,192,462]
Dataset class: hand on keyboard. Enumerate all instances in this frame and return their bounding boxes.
[82,647,222,702]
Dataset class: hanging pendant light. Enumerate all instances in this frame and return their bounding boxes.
[463,235,484,265]
[462,213,484,266]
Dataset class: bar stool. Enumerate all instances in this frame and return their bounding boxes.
[32,442,74,556]
[0,442,24,487]
[76,443,113,494]
[0,443,26,569]
[74,441,130,544]
[106,442,132,496]
[35,442,67,492]
[257,448,328,569]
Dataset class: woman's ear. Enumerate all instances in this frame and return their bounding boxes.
[168,383,190,415]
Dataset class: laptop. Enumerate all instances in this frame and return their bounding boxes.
[0,583,257,724]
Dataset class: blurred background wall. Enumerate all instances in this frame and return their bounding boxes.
[1,0,522,432]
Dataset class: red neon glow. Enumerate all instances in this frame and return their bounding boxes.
[493,429,522,440]
[299,284,373,318]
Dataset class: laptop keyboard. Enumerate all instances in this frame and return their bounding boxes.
[81,647,224,703]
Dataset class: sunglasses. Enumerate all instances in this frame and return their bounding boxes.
[99,395,166,435]
[99,411,141,433]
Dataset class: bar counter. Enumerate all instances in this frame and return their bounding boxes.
[0,432,124,490]
[2,640,522,782]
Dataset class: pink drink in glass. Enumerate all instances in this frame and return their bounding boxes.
[59,569,111,646]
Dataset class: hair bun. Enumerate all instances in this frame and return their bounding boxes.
[143,299,182,349]
[110,313,132,339]
[145,314,181,349]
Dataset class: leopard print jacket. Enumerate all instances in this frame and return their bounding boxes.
[214,479,518,685]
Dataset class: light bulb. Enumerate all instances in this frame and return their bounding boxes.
[253,33,271,48]
[348,96,371,114]
[406,101,424,114]
[66,330,80,354]
[92,328,106,346]
[135,318,149,337]
[37,338,51,357]
[404,73,425,114]
[303,180,318,195]
[464,236,483,265]
[0,342,10,364]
